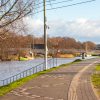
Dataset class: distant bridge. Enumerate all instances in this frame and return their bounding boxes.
[33,49,89,54]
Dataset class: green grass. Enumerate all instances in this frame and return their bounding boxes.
[92,74,100,88]
[0,59,81,96]
[95,64,100,71]
[92,64,100,95]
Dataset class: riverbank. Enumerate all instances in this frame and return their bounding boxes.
[56,53,75,58]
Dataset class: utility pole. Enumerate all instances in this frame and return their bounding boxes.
[43,0,48,70]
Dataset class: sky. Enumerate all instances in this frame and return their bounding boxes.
[23,0,100,44]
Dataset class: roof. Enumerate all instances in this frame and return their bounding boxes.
[31,44,45,49]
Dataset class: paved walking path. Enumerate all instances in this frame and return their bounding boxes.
[0,58,100,100]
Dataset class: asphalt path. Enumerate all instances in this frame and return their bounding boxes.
[0,58,100,100]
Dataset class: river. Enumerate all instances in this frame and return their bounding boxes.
[0,57,94,81]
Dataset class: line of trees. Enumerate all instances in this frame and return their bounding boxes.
[0,31,96,60]
[0,32,96,51]
[33,36,96,50]
[48,37,82,49]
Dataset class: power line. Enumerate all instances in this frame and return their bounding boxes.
[48,0,53,8]
[33,0,74,10]
[47,0,96,10]
[32,0,96,15]
[34,0,57,6]
[47,0,74,6]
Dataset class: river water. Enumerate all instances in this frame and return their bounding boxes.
[0,57,94,81]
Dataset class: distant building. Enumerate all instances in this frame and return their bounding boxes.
[96,44,100,50]
[31,44,45,49]
[31,44,45,55]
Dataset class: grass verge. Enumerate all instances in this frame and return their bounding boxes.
[92,64,100,95]
[0,59,82,96]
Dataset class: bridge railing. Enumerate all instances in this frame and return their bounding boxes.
[0,58,57,86]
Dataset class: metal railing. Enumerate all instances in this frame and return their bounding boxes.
[0,58,57,86]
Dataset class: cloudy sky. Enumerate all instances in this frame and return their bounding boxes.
[24,0,100,43]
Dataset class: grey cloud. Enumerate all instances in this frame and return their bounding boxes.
[24,17,100,42]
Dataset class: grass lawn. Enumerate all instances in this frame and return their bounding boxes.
[0,59,82,96]
[92,64,100,95]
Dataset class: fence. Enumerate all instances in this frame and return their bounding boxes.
[0,58,58,86]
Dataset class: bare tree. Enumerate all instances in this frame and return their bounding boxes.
[0,0,36,28]
[0,0,37,38]
[83,41,96,51]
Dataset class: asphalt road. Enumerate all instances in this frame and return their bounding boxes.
[0,58,100,100]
